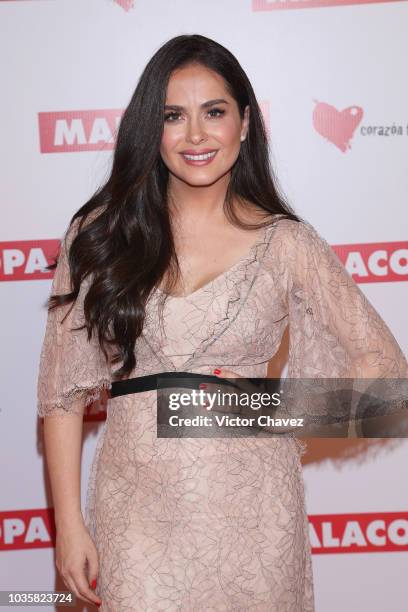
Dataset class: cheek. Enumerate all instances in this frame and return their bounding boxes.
[160,128,180,157]
[214,119,241,148]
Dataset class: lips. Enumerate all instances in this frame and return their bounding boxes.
[179,149,218,165]
[180,148,218,155]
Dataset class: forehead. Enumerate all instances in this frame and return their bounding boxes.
[165,64,230,103]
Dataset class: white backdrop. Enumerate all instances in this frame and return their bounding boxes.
[1,0,407,610]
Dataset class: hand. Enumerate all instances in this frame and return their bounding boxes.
[55,520,102,608]
[210,368,295,435]
[207,368,269,417]
[211,367,264,395]
[212,368,243,379]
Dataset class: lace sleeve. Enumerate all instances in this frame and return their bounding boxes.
[284,220,408,379]
[36,217,112,418]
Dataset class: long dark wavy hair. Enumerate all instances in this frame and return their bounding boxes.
[48,34,301,380]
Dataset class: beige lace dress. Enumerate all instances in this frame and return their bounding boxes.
[37,214,408,611]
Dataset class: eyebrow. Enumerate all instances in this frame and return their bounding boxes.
[164,99,229,111]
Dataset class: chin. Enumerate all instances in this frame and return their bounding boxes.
[181,174,228,188]
[173,166,231,188]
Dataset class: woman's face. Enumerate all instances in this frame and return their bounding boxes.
[160,63,249,188]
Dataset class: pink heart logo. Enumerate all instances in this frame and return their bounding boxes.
[113,0,135,11]
[313,101,363,152]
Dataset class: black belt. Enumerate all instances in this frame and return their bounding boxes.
[110,371,243,398]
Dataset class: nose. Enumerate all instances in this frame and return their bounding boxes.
[186,114,207,145]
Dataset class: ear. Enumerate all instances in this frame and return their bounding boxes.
[240,105,250,142]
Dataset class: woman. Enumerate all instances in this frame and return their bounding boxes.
[37,34,408,611]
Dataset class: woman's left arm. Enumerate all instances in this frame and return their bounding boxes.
[283,220,408,379]
[212,219,407,440]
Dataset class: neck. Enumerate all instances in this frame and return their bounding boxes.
[167,172,231,225]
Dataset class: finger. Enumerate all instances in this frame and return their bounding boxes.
[212,368,243,379]
[63,575,81,602]
[86,552,99,590]
[70,571,102,606]
[200,370,243,413]
[213,368,261,397]
[212,370,290,432]
[206,369,257,416]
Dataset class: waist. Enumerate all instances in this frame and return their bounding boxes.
[110,371,239,398]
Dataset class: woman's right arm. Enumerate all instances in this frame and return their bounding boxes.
[37,215,111,607]
[42,407,102,607]
[43,409,84,530]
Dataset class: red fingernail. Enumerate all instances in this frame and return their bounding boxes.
[91,579,97,589]
[96,602,101,608]
[199,383,207,389]
[213,369,221,375]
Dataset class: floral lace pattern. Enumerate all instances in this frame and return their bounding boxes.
[37,214,408,610]
[37,216,113,418]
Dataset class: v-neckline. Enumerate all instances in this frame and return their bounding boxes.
[155,222,272,300]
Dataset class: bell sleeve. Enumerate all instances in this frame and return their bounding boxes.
[283,220,408,379]
[37,217,112,418]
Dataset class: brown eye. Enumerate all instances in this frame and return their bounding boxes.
[164,112,181,122]
[207,108,225,118]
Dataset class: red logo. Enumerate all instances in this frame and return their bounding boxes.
[313,101,363,152]
[0,240,59,282]
[0,509,56,550]
[253,0,407,10]
[310,511,408,553]
[38,109,124,153]
[332,241,408,283]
